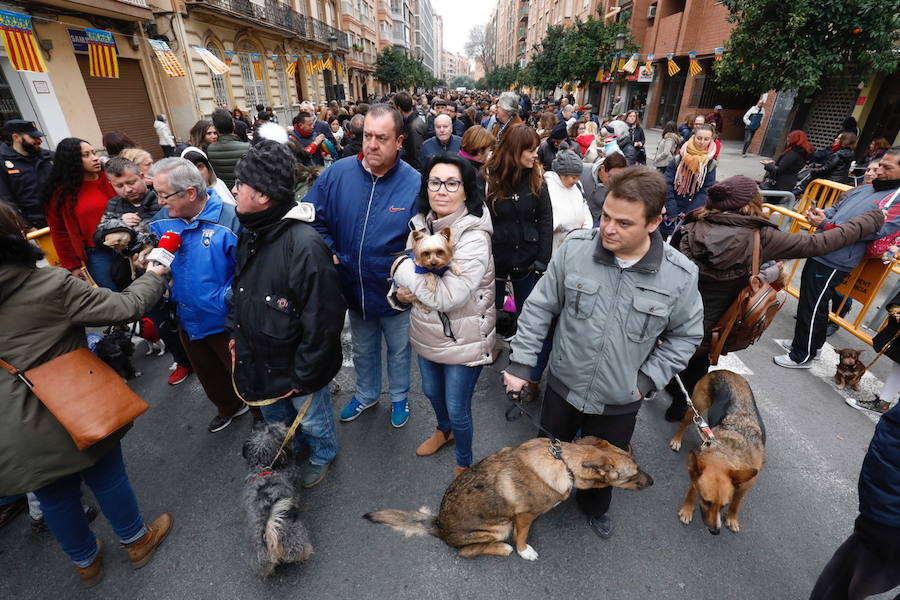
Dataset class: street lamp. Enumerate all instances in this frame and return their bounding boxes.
[614,32,625,51]
[328,33,343,101]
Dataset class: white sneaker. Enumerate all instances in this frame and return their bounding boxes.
[773,354,813,369]
[777,340,819,359]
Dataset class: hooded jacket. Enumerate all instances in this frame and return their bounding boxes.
[544,170,593,252]
[0,235,165,494]
[307,154,420,320]
[149,190,240,340]
[230,203,346,400]
[0,143,53,229]
[389,206,496,367]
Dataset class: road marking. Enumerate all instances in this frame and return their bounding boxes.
[710,352,754,375]
[774,339,880,423]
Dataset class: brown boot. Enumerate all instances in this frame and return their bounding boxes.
[416,429,454,456]
[454,466,469,478]
[75,538,104,587]
[123,513,173,569]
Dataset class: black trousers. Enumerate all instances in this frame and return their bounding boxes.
[809,516,900,600]
[789,259,849,363]
[665,345,711,405]
[538,385,638,517]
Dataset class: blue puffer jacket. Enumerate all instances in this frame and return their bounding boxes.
[149,190,240,339]
[858,403,900,527]
[307,155,420,319]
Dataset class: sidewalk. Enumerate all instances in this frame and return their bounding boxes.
[643,127,767,181]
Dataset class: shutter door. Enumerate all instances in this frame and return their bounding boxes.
[77,56,161,158]
[802,78,860,151]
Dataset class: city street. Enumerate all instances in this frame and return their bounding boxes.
[0,289,895,599]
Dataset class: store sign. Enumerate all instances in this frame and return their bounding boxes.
[68,28,119,54]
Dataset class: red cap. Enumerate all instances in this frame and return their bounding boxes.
[157,231,182,253]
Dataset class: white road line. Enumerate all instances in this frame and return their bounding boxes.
[774,339,880,423]
[710,352,754,375]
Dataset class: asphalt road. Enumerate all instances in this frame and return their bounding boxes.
[1,288,896,600]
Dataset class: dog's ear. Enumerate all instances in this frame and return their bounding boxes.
[687,450,702,479]
[438,227,452,243]
[412,230,425,242]
[729,468,758,485]
[582,461,618,480]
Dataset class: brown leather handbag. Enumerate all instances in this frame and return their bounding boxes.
[0,348,148,450]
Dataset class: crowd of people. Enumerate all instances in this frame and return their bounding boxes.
[0,88,898,596]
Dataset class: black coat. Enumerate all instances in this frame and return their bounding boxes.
[858,402,900,528]
[341,136,363,158]
[488,172,553,275]
[230,212,346,401]
[810,147,854,184]
[764,146,808,192]
[629,125,646,163]
[0,143,53,229]
[873,290,900,364]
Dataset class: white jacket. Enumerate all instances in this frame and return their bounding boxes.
[544,171,594,252]
[154,120,174,146]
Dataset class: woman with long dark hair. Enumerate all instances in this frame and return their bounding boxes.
[188,120,218,150]
[652,121,681,172]
[809,132,857,184]
[624,110,646,164]
[389,154,495,477]
[761,130,813,193]
[100,131,135,158]
[44,138,118,289]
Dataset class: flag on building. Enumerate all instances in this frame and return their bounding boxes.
[86,28,118,78]
[192,46,229,75]
[642,53,655,75]
[250,54,263,80]
[304,55,314,75]
[286,56,298,76]
[323,56,333,71]
[666,53,680,76]
[714,47,724,61]
[148,39,185,77]
[622,54,639,73]
[224,50,235,67]
[688,51,702,76]
[0,10,46,73]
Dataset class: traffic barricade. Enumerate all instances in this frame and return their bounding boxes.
[26,227,60,267]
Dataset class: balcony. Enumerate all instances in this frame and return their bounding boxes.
[518,6,528,20]
[186,0,349,51]
[517,26,526,40]
[36,0,152,21]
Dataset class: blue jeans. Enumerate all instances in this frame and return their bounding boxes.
[259,387,338,466]
[417,357,483,467]
[32,443,146,567]
[85,246,121,291]
[349,309,411,404]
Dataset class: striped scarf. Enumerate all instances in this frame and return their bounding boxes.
[674,136,713,197]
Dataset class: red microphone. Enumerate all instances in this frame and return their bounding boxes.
[147,231,182,268]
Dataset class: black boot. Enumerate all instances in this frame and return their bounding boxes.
[664,379,688,422]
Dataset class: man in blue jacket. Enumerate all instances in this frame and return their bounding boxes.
[307,104,420,428]
[776,148,900,368]
[809,403,900,599]
[150,158,257,432]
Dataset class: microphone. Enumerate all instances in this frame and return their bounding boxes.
[146,231,182,268]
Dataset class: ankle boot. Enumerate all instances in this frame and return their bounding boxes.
[454,465,469,478]
[123,513,173,569]
[75,538,104,587]
[416,429,454,456]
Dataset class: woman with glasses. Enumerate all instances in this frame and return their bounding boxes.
[389,154,495,478]
[44,138,119,289]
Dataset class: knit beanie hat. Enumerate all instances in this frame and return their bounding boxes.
[235,139,296,203]
[550,120,568,141]
[551,142,583,175]
[706,175,759,211]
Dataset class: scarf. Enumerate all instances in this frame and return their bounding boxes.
[236,200,295,231]
[674,136,713,197]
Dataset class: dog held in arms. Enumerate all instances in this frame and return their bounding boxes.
[407,227,461,313]
[364,436,652,560]
[669,369,765,535]
[242,422,313,576]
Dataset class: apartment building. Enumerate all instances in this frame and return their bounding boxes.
[342,0,379,100]
[414,0,436,74]
[434,15,444,81]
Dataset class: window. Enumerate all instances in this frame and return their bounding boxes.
[206,44,230,109]
[238,43,267,108]
[275,56,291,107]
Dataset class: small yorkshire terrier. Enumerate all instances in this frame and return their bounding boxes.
[242,422,313,577]
[409,227,461,312]
[834,348,866,391]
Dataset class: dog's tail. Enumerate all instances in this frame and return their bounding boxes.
[363,507,438,538]
[264,498,294,560]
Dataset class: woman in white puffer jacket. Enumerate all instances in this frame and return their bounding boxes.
[389,154,495,478]
[545,142,594,252]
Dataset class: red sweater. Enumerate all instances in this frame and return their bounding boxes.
[46,174,117,270]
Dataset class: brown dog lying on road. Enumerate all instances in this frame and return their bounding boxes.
[669,369,765,535]
[365,436,652,560]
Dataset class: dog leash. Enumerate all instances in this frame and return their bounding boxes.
[504,388,565,461]
[864,327,900,371]
[674,375,716,447]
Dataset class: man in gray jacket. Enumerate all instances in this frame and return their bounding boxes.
[503,167,703,540]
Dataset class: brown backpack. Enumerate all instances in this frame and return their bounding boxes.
[708,229,786,365]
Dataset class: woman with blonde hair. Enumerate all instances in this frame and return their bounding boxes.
[118,148,154,185]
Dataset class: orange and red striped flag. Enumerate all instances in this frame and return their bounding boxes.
[688,51,703,77]
[251,54,263,80]
[0,10,46,73]
[86,28,118,78]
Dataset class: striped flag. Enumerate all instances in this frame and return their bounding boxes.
[224,50,235,67]
[666,53,680,76]
[86,28,118,78]
[688,51,702,76]
[286,59,298,76]
[149,39,185,77]
[714,47,724,61]
[304,55,314,75]
[622,53,639,73]
[642,53,655,75]
[0,10,45,73]
[192,46,229,75]
[323,56,333,71]
[251,53,263,80]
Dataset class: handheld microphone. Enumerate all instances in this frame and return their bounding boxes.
[147,231,182,268]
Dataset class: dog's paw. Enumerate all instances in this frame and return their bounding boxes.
[669,438,682,452]
[678,507,693,525]
[725,516,741,533]
[835,381,844,389]
[517,544,539,561]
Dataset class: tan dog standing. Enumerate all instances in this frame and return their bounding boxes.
[669,370,765,535]
[365,436,653,559]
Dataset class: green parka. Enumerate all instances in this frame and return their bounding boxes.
[0,243,165,495]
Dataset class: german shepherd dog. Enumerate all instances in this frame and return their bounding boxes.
[669,370,765,535]
[365,437,652,560]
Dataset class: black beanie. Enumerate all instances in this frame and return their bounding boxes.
[235,139,297,203]
[706,175,759,211]
[550,120,568,141]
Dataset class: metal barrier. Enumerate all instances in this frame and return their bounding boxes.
[25,227,60,267]
[759,189,796,208]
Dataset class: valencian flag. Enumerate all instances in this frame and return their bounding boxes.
[250,54,263,80]
[0,10,46,73]
[86,28,118,78]
[621,53,639,73]
[666,53,680,76]
[642,53,655,75]
[149,39,185,77]
[192,46,229,75]
[224,50,235,67]
[688,51,703,76]
[714,47,724,61]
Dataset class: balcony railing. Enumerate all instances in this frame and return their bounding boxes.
[187,0,349,51]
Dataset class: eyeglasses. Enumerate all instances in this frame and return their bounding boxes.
[159,189,185,200]
[427,178,462,193]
